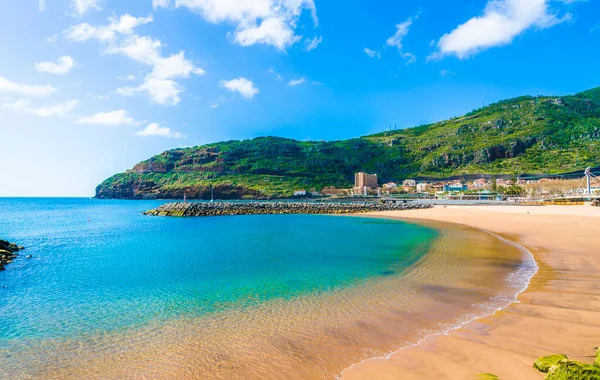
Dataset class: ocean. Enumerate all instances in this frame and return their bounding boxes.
[0,198,534,379]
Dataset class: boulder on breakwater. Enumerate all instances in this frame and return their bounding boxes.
[0,239,24,271]
[143,201,432,217]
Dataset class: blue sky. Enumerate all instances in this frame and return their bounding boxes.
[0,0,598,196]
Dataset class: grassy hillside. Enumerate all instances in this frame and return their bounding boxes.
[96,87,600,199]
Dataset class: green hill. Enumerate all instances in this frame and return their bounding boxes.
[95,87,600,199]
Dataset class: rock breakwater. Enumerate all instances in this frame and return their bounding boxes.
[0,239,24,271]
[143,201,432,217]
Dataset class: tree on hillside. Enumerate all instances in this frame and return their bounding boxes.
[490,175,498,194]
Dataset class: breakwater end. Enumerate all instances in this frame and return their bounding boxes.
[0,239,24,271]
[143,201,433,217]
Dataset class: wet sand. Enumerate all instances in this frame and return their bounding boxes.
[343,205,600,380]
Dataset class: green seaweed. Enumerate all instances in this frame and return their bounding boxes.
[534,354,569,373]
[476,374,499,380]
[545,359,600,380]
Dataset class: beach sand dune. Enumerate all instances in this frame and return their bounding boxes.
[343,205,600,380]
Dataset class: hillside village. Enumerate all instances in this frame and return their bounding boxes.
[313,171,600,201]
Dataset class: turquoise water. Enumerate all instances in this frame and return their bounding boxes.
[0,198,438,342]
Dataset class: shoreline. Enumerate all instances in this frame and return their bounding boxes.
[342,205,600,380]
[339,223,539,378]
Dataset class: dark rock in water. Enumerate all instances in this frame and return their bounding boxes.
[0,240,23,269]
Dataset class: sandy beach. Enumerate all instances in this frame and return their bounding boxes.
[343,205,600,380]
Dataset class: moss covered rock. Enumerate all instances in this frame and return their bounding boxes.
[534,354,569,373]
[546,359,600,380]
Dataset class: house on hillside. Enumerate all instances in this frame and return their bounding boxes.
[473,178,487,189]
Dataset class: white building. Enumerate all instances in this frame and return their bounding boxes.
[402,179,416,187]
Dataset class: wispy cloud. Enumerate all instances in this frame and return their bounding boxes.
[305,36,323,51]
[268,68,284,81]
[386,17,416,64]
[76,110,138,126]
[0,76,55,96]
[288,77,307,87]
[71,0,102,16]
[1,99,79,117]
[440,69,455,77]
[363,48,381,59]
[136,122,185,138]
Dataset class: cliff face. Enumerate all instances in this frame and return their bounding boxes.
[96,87,600,200]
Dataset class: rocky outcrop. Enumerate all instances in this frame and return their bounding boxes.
[144,201,432,217]
[0,239,24,271]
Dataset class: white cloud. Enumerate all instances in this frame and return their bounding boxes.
[440,69,455,77]
[387,18,416,64]
[364,47,381,58]
[153,0,171,9]
[0,76,56,96]
[305,36,322,51]
[220,77,259,99]
[87,93,110,100]
[66,15,203,105]
[288,77,306,87]
[76,110,138,126]
[173,0,318,50]
[65,14,153,42]
[39,0,46,12]
[113,37,205,105]
[431,0,573,59]
[34,56,76,76]
[117,74,136,81]
[71,0,102,16]
[136,122,185,138]
[1,99,79,117]
[210,102,219,109]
